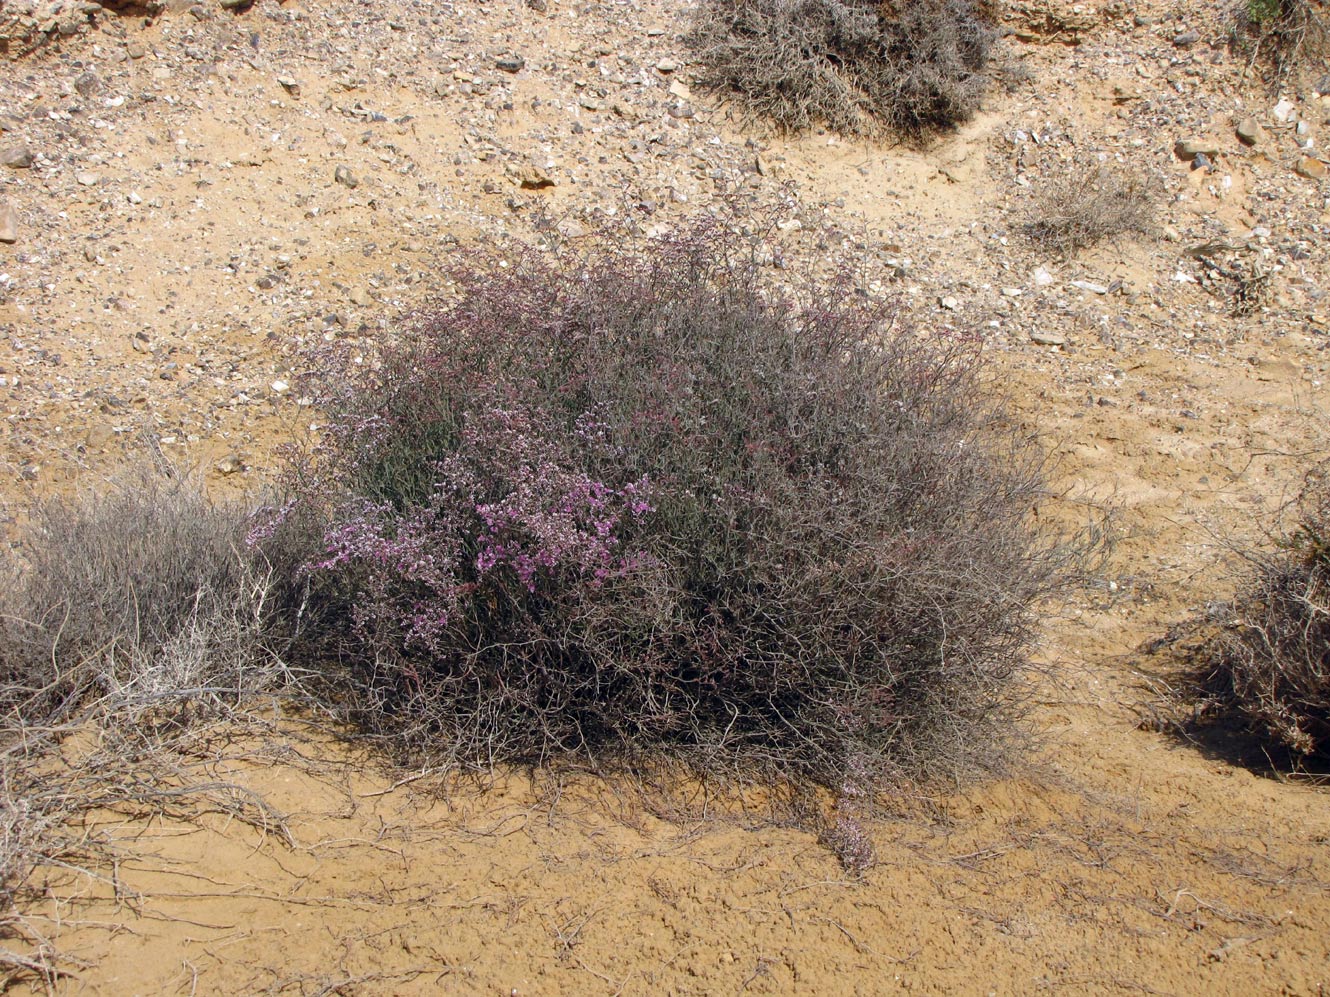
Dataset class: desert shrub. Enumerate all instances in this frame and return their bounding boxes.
[0,473,299,728]
[686,0,995,138]
[0,473,307,984]
[1025,164,1156,258]
[1236,0,1330,81]
[1201,467,1330,757]
[277,221,1068,792]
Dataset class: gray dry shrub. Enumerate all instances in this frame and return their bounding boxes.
[687,0,995,138]
[1238,0,1330,82]
[0,472,303,987]
[1025,164,1156,258]
[1202,466,1330,758]
[0,473,298,727]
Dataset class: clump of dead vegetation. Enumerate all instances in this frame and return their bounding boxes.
[0,473,302,986]
[1200,465,1330,759]
[687,0,996,138]
[1236,0,1330,82]
[1024,164,1157,258]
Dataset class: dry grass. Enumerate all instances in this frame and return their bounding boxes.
[1201,465,1330,758]
[687,0,995,138]
[1236,0,1330,82]
[0,471,304,986]
[1024,164,1157,258]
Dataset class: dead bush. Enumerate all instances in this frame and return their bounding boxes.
[0,471,305,986]
[0,472,300,728]
[1025,164,1156,257]
[1201,466,1330,758]
[687,0,996,138]
[1236,0,1330,81]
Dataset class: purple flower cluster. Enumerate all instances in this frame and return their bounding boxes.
[296,403,655,653]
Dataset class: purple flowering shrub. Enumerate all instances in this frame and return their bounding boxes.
[282,223,1064,788]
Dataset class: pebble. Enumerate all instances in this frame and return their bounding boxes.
[511,163,555,189]
[1235,117,1262,146]
[1070,280,1109,295]
[1294,156,1327,179]
[0,146,33,169]
[1030,329,1067,346]
[76,171,100,186]
[0,201,16,244]
[216,454,244,475]
[1174,138,1218,161]
[1172,30,1199,48]
[83,424,114,449]
[938,295,959,311]
[495,55,525,73]
[277,75,301,97]
[1273,99,1297,123]
[334,164,359,188]
[656,58,679,73]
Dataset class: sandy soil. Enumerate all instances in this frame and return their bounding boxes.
[2,0,1329,992]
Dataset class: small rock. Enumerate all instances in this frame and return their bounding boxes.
[271,379,290,394]
[83,424,114,449]
[1030,329,1067,346]
[0,201,18,244]
[495,54,525,73]
[334,164,359,188]
[1032,266,1055,287]
[938,295,959,311]
[1191,151,1212,172]
[1273,98,1297,123]
[1172,30,1199,47]
[0,146,33,169]
[656,58,679,73]
[76,171,100,187]
[216,454,244,475]
[511,163,555,189]
[1315,74,1330,95]
[1236,117,1263,146]
[74,71,101,97]
[276,74,301,97]
[127,41,147,59]
[1294,156,1327,179]
[1070,280,1109,295]
[349,287,372,306]
[668,79,692,100]
[526,0,547,11]
[1174,137,1218,161]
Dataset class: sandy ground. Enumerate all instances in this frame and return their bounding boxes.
[2,0,1329,992]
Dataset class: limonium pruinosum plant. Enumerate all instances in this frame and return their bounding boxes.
[273,218,1070,790]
